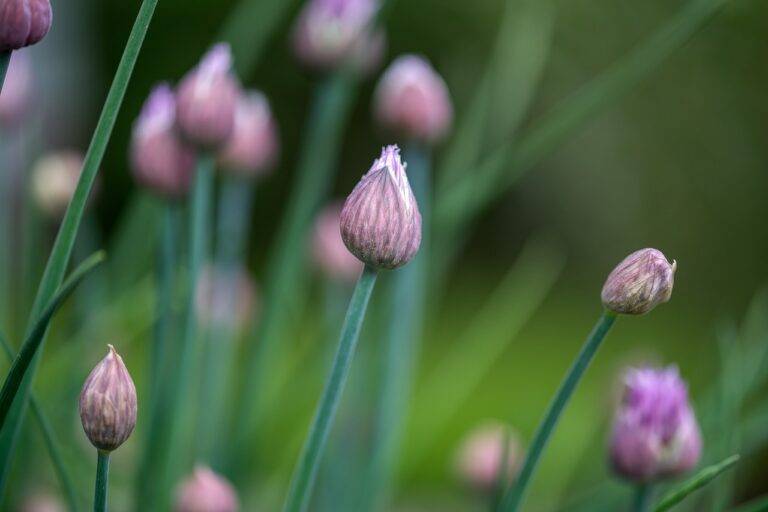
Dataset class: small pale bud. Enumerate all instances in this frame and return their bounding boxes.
[195,265,258,331]
[79,345,137,452]
[454,422,521,490]
[0,50,32,127]
[18,492,65,512]
[0,0,52,52]
[374,54,453,143]
[340,145,421,270]
[601,248,676,315]
[130,83,196,198]
[176,44,240,150]
[312,202,363,282]
[30,150,84,219]
[175,465,239,512]
[218,90,279,179]
[609,366,702,483]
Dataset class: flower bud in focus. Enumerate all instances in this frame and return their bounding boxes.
[30,150,84,219]
[340,145,421,270]
[175,465,239,512]
[609,366,702,483]
[195,265,258,332]
[374,54,453,143]
[79,345,137,452]
[602,248,676,315]
[454,421,521,491]
[0,50,32,127]
[0,0,52,52]
[176,44,240,150]
[131,83,196,198]
[218,90,279,179]
[312,202,363,283]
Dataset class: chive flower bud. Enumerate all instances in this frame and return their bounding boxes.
[0,50,31,127]
[601,248,676,315]
[19,491,64,512]
[373,54,453,144]
[340,145,421,270]
[30,150,84,219]
[218,90,279,179]
[78,345,137,452]
[130,83,196,198]
[609,366,702,483]
[175,465,239,512]
[312,202,363,282]
[195,265,258,331]
[176,44,240,150]
[454,422,521,490]
[0,0,52,52]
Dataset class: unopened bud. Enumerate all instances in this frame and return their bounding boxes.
[0,50,32,127]
[601,248,676,315]
[340,145,421,270]
[195,265,258,331]
[312,202,363,282]
[79,345,137,452]
[0,0,52,52]
[454,422,521,490]
[30,150,84,219]
[218,91,279,179]
[18,491,65,512]
[175,465,239,512]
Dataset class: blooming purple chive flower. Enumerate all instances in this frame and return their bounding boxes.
[602,248,676,315]
[340,145,421,269]
[218,90,279,179]
[31,150,85,219]
[374,54,453,143]
[0,0,52,52]
[312,202,364,282]
[0,50,32,127]
[175,466,239,512]
[609,366,702,483]
[131,83,196,198]
[176,44,240,150]
[292,0,382,71]
[79,345,138,452]
[455,422,521,491]
[195,264,258,331]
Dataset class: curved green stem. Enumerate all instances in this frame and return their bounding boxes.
[497,311,618,512]
[634,484,654,512]
[94,451,110,512]
[283,265,379,512]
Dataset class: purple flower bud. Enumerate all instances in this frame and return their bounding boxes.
[312,202,363,282]
[218,90,279,179]
[0,0,52,52]
[292,0,381,71]
[374,55,453,143]
[609,366,702,483]
[30,150,85,219]
[454,422,521,491]
[176,44,240,150]
[601,248,676,315]
[0,50,32,127]
[175,465,239,512]
[79,345,137,452]
[18,492,65,512]
[195,264,258,331]
[130,84,196,198]
[340,145,421,270]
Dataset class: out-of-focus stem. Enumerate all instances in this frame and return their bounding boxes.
[0,52,10,92]
[283,265,379,512]
[633,484,653,512]
[94,451,110,512]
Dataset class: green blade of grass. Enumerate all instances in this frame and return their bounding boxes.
[653,455,740,512]
[0,0,158,494]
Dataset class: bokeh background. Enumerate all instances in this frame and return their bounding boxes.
[3,0,768,510]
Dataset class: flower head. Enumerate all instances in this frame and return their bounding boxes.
[175,465,239,512]
[195,265,258,332]
[131,84,196,198]
[79,345,137,452]
[340,145,421,270]
[0,0,52,52]
[176,44,240,150]
[31,150,84,219]
[312,202,363,282]
[218,90,279,179]
[609,366,702,483]
[602,248,676,315]
[374,54,453,143]
[0,50,32,127]
[454,421,521,490]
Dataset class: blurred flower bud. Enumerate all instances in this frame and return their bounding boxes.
[195,265,258,331]
[454,421,521,490]
[292,0,381,71]
[30,150,84,219]
[601,248,676,315]
[17,492,64,512]
[0,0,52,52]
[175,465,239,512]
[374,55,453,143]
[218,90,279,179]
[0,50,32,127]
[130,83,196,198]
[609,366,702,483]
[312,202,363,282]
[340,145,421,270]
[176,44,240,150]
[79,345,137,452]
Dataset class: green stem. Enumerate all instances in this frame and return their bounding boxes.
[94,451,110,512]
[0,52,10,92]
[282,265,379,512]
[497,311,618,512]
[634,484,654,512]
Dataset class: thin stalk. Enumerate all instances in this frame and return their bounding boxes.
[282,265,379,512]
[634,485,654,512]
[497,311,618,512]
[0,0,158,493]
[94,450,110,512]
[0,51,10,91]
